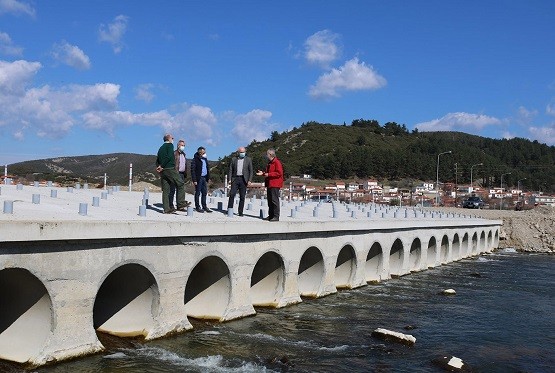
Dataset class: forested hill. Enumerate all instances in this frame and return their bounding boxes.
[216,120,555,192]
[7,120,555,192]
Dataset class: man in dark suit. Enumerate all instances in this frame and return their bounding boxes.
[227,146,253,216]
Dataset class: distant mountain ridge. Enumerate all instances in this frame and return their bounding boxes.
[9,153,158,186]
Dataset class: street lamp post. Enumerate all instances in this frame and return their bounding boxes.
[470,163,483,192]
[436,151,452,205]
[500,172,511,210]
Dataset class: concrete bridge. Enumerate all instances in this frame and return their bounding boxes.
[0,185,501,366]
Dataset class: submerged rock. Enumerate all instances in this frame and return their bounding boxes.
[432,355,472,371]
[267,355,294,368]
[404,325,417,330]
[440,289,456,295]
[371,328,416,346]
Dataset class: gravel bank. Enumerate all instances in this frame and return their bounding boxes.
[437,206,555,253]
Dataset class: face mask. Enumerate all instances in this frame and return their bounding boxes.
[202,153,207,158]
[239,152,246,158]
[179,146,185,152]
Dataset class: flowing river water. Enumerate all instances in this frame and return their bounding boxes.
[4,250,554,373]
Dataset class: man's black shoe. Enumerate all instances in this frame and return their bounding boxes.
[264,216,273,221]
[204,208,213,213]
[269,217,279,222]
[238,213,244,217]
[196,207,204,213]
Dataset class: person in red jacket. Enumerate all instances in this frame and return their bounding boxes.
[256,148,283,221]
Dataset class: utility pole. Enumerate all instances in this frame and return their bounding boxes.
[436,151,452,206]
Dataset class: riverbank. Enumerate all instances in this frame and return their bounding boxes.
[437,205,555,253]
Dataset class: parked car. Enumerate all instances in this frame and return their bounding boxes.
[463,196,485,209]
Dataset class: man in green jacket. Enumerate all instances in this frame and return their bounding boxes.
[156,133,186,213]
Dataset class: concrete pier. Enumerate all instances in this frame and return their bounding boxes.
[0,184,501,366]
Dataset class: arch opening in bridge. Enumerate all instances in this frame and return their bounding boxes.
[298,246,324,297]
[427,237,437,268]
[494,230,499,248]
[93,263,158,338]
[452,234,461,261]
[480,231,486,253]
[250,251,285,307]
[440,236,449,263]
[184,256,231,320]
[389,239,405,277]
[335,245,356,289]
[409,238,422,272]
[0,268,52,364]
[471,232,478,255]
[365,242,383,282]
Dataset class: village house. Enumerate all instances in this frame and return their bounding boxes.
[529,194,555,206]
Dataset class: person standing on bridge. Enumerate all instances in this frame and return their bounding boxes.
[227,146,253,217]
[156,134,187,214]
[169,139,191,210]
[256,148,283,221]
[191,146,212,213]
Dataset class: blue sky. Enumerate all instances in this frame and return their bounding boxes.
[1,0,555,165]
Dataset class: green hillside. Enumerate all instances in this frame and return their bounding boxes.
[215,120,555,192]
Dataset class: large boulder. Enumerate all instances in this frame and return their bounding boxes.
[371,328,416,346]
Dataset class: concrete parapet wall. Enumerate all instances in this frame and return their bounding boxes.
[0,218,501,366]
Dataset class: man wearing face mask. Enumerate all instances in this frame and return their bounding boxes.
[256,148,283,221]
[190,146,212,213]
[169,139,191,210]
[156,134,187,214]
[227,146,253,217]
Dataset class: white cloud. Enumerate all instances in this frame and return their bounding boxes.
[231,109,276,143]
[415,112,502,132]
[13,130,23,140]
[309,57,386,99]
[304,30,341,66]
[0,59,41,94]
[0,0,35,17]
[51,41,91,70]
[528,125,555,145]
[99,15,129,54]
[501,131,515,140]
[0,32,23,56]
[516,105,538,124]
[135,83,155,103]
[546,100,555,117]
[0,59,223,144]
[81,104,219,145]
[171,105,218,145]
[82,110,171,134]
[0,60,120,138]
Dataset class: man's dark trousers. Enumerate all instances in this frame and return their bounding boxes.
[195,176,208,209]
[161,169,185,213]
[228,176,247,214]
[169,171,185,208]
[267,187,280,219]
